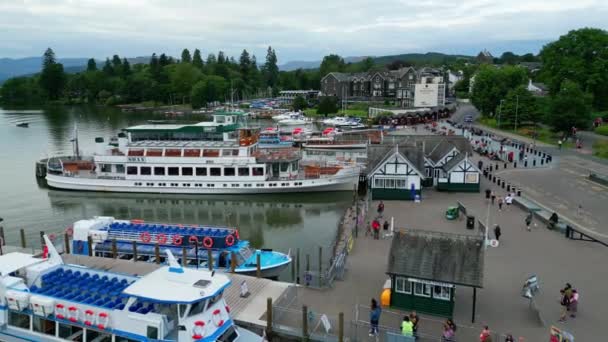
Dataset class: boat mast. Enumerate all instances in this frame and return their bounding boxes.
[71,124,80,159]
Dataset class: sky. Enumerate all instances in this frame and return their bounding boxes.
[1,0,608,64]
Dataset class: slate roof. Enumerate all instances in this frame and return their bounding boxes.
[428,139,456,163]
[366,144,425,177]
[326,72,351,82]
[387,229,485,288]
[441,153,466,172]
[369,135,473,167]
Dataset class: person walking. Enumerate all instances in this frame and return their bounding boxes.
[558,139,563,150]
[409,311,419,338]
[559,289,570,322]
[479,326,492,342]
[494,224,501,241]
[525,211,533,231]
[372,219,380,240]
[504,334,515,342]
[369,299,381,336]
[383,220,390,239]
[491,191,496,205]
[401,316,414,337]
[498,197,504,211]
[442,319,456,342]
[377,201,385,216]
[570,289,579,318]
[485,188,491,202]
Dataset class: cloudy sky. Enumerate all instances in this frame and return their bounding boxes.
[1,0,607,63]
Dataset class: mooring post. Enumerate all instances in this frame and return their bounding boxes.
[291,253,296,282]
[296,248,301,284]
[472,287,477,323]
[155,243,160,264]
[39,231,45,251]
[256,253,261,278]
[266,297,273,336]
[194,243,199,269]
[87,236,93,256]
[318,246,323,287]
[112,239,117,259]
[207,249,213,271]
[338,312,344,342]
[20,228,26,248]
[0,226,4,246]
[302,305,309,339]
[132,241,138,262]
[182,247,188,267]
[64,233,70,254]
[230,251,236,273]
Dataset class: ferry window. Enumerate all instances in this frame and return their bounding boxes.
[58,323,83,339]
[115,164,125,173]
[182,167,193,176]
[127,166,138,175]
[188,299,208,317]
[216,116,226,123]
[222,149,238,156]
[210,167,221,176]
[8,311,30,329]
[218,326,239,342]
[224,167,235,176]
[140,166,151,175]
[100,164,112,173]
[238,168,249,176]
[154,167,165,176]
[33,316,56,336]
[252,167,264,176]
[208,292,223,307]
[280,163,289,172]
[147,326,159,339]
[291,161,298,171]
[168,167,179,176]
[196,167,207,176]
[86,330,112,341]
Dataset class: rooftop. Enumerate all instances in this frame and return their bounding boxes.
[0,252,44,276]
[127,140,241,148]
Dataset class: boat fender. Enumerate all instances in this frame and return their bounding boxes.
[172,235,183,246]
[188,235,199,245]
[157,233,168,245]
[65,226,74,237]
[68,306,79,322]
[192,320,206,339]
[97,312,109,330]
[212,309,224,327]
[225,235,235,247]
[55,303,66,319]
[234,230,240,239]
[84,309,94,326]
[140,232,151,243]
[203,236,213,249]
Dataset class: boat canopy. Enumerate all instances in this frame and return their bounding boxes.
[122,265,231,304]
[0,252,44,277]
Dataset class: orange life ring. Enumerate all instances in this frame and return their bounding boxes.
[202,236,213,249]
[140,232,151,243]
[188,235,198,245]
[225,235,235,247]
[173,235,183,245]
[157,233,168,244]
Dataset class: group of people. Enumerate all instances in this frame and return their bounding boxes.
[485,189,514,211]
[559,283,579,322]
[369,201,390,240]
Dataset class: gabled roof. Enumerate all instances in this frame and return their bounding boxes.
[323,72,350,82]
[387,229,485,288]
[428,139,457,163]
[441,153,467,172]
[367,145,425,177]
[531,82,548,91]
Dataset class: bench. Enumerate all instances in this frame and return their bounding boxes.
[513,197,567,233]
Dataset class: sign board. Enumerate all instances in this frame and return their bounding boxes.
[489,239,499,247]
[240,280,250,298]
[407,278,455,288]
[414,83,439,107]
[320,314,331,333]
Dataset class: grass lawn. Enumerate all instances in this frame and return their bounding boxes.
[304,108,368,118]
[477,117,569,146]
[594,125,608,136]
[593,140,608,159]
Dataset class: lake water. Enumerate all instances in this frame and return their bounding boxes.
[0,106,352,272]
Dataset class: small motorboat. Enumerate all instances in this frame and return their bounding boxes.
[16,122,29,128]
[278,112,312,126]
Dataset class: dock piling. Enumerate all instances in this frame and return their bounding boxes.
[230,252,236,273]
[338,312,344,342]
[296,248,301,284]
[20,228,26,248]
[182,247,188,267]
[256,254,261,278]
[87,236,93,256]
[318,246,323,287]
[39,231,45,250]
[0,226,4,246]
[302,305,309,339]
[207,249,213,271]
[111,239,117,259]
[291,253,296,282]
[64,233,70,254]
[155,243,160,264]
[266,298,273,336]
[132,241,138,261]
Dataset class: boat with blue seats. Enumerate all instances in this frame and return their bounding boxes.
[257,128,293,149]
[0,235,261,341]
[71,217,292,279]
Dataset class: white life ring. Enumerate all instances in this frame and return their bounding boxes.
[97,312,109,330]
[192,320,206,339]
[212,309,224,327]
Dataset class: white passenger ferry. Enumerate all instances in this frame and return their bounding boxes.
[42,111,360,194]
[0,236,261,341]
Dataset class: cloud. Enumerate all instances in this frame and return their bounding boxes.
[0,0,607,62]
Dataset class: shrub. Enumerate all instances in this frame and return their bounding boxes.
[594,125,608,136]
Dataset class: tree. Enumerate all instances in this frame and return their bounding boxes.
[39,48,66,100]
[1,77,44,104]
[361,57,374,72]
[192,49,204,69]
[217,51,226,64]
[540,28,608,109]
[386,59,410,70]
[181,49,192,63]
[121,58,131,77]
[262,46,279,88]
[102,58,113,75]
[86,58,97,71]
[292,95,307,111]
[499,52,519,65]
[548,80,593,134]
[471,65,528,115]
[159,53,170,67]
[191,75,228,108]
[239,50,251,80]
[169,63,202,103]
[499,86,539,127]
[111,55,122,76]
[317,96,338,116]
[319,54,345,77]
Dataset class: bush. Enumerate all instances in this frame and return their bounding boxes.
[593,140,608,159]
[595,125,608,136]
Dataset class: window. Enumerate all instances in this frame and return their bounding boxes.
[115,164,125,173]
[182,167,193,176]
[127,166,138,175]
[218,326,239,342]
[100,164,112,173]
[252,167,264,176]
[58,323,83,339]
[224,167,235,176]
[374,178,384,188]
[196,167,207,176]
[414,282,431,297]
[210,167,221,176]
[140,166,151,175]
[238,168,249,176]
[394,277,411,294]
[168,167,179,176]
[222,149,238,156]
[86,330,112,341]
[154,167,165,176]
[188,300,208,317]
[280,163,289,172]
[147,326,159,339]
[395,179,407,189]
[33,316,56,335]
[425,168,432,177]
[384,179,395,188]
[434,169,441,178]
[434,286,451,301]
[8,311,30,329]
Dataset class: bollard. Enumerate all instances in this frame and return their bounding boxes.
[507,184,511,192]
[87,236,93,256]
[132,241,138,261]
[20,228,26,248]
[207,249,213,271]
[256,253,261,278]
[64,233,70,254]
[266,298,273,336]
[40,231,45,250]
[155,243,161,264]
[112,239,118,259]
[291,254,296,282]
[517,189,522,196]
[339,312,344,342]
[302,306,309,338]
[231,251,237,273]
[489,165,493,172]
[0,226,4,246]
[541,159,544,165]
[495,163,499,170]
[514,162,517,168]
[524,161,528,167]
[492,176,496,183]
[296,248,301,285]
[183,247,188,267]
[318,246,323,287]
[533,159,536,167]
[504,162,507,169]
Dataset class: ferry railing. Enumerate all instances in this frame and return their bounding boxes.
[271,305,342,342]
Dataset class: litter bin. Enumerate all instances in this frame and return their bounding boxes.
[466,215,475,229]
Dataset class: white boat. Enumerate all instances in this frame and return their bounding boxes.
[271,111,297,121]
[0,236,261,341]
[277,113,312,126]
[40,111,360,194]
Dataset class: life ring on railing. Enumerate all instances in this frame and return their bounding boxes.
[84,309,94,326]
[156,233,167,245]
[65,226,74,237]
[203,236,213,249]
[140,232,151,243]
[172,235,183,246]
[212,309,224,327]
[97,312,109,330]
[68,306,79,322]
[192,321,206,339]
[225,235,235,247]
[188,235,199,245]
[55,303,66,319]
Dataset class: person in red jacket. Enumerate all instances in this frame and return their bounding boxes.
[371,219,380,240]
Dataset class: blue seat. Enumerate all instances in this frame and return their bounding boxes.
[30,285,39,293]
[117,304,125,310]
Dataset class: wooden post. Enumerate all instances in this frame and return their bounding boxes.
[20,229,26,248]
[155,243,160,264]
[306,254,310,286]
[0,226,4,246]
[256,253,261,278]
[132,241,138,262]
[182,247,188,267]
[472,287,477,323]
[40,231,45,250]
[291,253,296,282]
[296,248,301,284]
[338,312,344,342]
[207,249,213,271]
[318,246,323,287]
[112,239,118,259]
[302,305,309,339]
[266,297,273,336]
[306,254,310,273]
[230,251,236,273]
[87,236,93,256]
[64,233,70,254]
[194,243,199,269]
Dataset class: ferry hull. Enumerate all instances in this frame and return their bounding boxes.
[46,173,359,194]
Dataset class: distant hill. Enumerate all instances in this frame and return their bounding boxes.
[278,52,472,71]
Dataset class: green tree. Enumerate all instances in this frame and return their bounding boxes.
[499,52,519,65]
[360,57,374,72]
[239,49,251,82]
[191,75,228,108]
[121,58,131,77]
[319,54,345,77]
[102,58,113,75]
[111,55,122,76]
[317,96,338,116]
[262,46,279,88]
[181,48,192,63]
[471,65,527,115]
[548,80,593,134]
[169,63,202,103]
[292,95,307,111]
[217,51,226,64]
[39,48,66,100]
[86,58,97,71]
[499,86,539,127]
[159,53,171,67]
[540,28,608,109]
[1,77,44,104]
[192,49,204,69]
